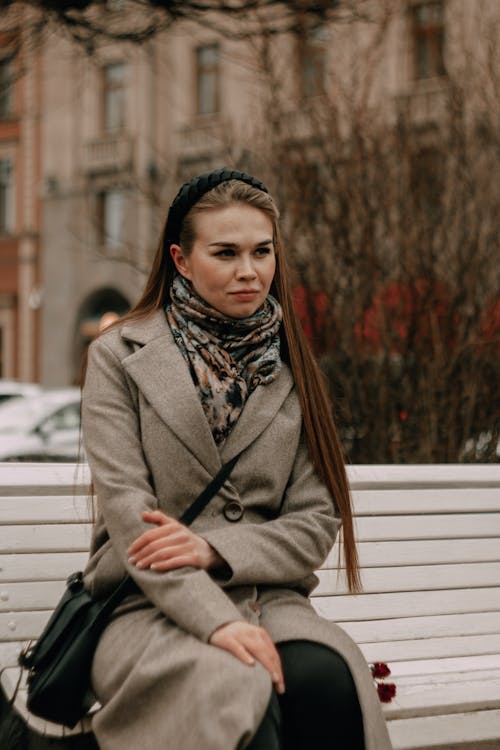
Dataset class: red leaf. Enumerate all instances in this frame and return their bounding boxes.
[377,682,397,703]
[371,662,391,678]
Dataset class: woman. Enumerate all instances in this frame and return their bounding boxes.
[82,168,392,750]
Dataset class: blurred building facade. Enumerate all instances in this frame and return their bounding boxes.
[0,0,497,385]
[0,12,42,382]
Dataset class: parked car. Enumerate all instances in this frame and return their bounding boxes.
[0,388,82,462]
[0,379,42,405]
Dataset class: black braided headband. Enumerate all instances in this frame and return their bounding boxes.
[164,167,269,245]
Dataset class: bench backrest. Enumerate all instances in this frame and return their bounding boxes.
[319,464,500,683]
[1,463,499,678]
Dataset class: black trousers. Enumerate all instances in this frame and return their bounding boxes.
[246,641,365,750]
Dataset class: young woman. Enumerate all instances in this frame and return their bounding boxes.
[82,168,392,750]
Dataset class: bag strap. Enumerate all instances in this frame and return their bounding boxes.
[180,452,241,526]
[99,451,243,612]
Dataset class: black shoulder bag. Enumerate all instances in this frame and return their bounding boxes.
[18,452,241,729]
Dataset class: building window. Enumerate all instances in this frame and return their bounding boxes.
[0,159,14,234]
[97,189,125,247]
[410,147,443,219]
[196,44,219,115]
[412,1,446,80]
[299,26,327,97]
[102,62,127,131]
[0,60,13,119]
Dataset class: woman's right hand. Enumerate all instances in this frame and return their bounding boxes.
[209,621,285,694]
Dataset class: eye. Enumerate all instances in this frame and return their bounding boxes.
[213,248,235,257]
[255,246,273,256]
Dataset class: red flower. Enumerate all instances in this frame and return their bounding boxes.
[371,662,391,679]
[377,682,397,703]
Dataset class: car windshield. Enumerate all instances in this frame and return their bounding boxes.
[0,397,50,433]
[0,393,80,434]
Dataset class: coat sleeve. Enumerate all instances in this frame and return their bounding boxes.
[82,336,243,642]
[199,431,342,587]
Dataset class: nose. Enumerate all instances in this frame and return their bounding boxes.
[235,255,257,280]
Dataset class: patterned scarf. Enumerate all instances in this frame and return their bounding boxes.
[166,274,282,445]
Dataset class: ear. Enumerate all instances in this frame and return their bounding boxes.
[170,244,192,280]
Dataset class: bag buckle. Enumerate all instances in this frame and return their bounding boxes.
[18,640,34,668]
[67,571,84,591]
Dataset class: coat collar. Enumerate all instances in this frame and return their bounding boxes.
[119,310,294,475]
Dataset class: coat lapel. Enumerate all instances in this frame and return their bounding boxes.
[219,365,295,464]
[118,310,295,473]
[120,311,221,476]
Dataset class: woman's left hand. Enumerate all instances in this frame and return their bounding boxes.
[128,510,223,572]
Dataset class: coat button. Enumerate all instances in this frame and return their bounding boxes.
[223,500,244,522]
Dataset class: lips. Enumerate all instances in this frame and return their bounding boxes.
[229,289,259,296]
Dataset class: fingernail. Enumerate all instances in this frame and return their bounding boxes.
[247,657,255,665]
[277,684,285,695]
[128,556,136,565]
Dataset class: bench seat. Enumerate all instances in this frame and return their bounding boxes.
[1,462,499,749]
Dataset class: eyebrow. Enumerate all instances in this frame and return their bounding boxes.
[208,239,274,248]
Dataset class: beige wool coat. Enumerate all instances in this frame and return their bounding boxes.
[82,309,392,750]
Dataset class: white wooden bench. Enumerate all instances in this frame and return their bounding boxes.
[1,463,499,749]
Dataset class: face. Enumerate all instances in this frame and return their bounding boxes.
[170,203,276,319]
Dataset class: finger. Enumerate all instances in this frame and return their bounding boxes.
[133,542,193,568]
[214,637,256,667]
[260,630,284,682]
[129,533,192,565]
[245,633,284,693]
[128,523,179,555]
[149,554,199,571]
[141,510,171,524]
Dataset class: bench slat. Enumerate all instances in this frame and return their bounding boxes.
[353,488,500,515]
[313,587,500,621]
[5,583,499,621]
[383,674,500,720]
[358,633,500,663]
[0,640,24,666]
[0,611,52,641]
[341,611,500,643]
[393,668,500,688]
[0,489,499,523]
[354,514,500,541]
[2,462,498,492]
[0,552,88,581]
[388,708,500,750]
[0,524,91,552]
[347,464,500,489]
[0,464,89,495]
[0,581,66,611]
[316,562,500,595]
[323,538,500,568]
[383,654,500,677]
[0,496,91,524]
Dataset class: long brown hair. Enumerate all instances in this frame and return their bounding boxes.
[97,180,360,592]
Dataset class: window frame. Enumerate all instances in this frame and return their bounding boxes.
[0,157,15,235]
[101,61,127,132]
[0,58,14,119]
[298,26,327,99]
[96,187,126,248]
[411,1,446,81]
[195,43,220,116]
